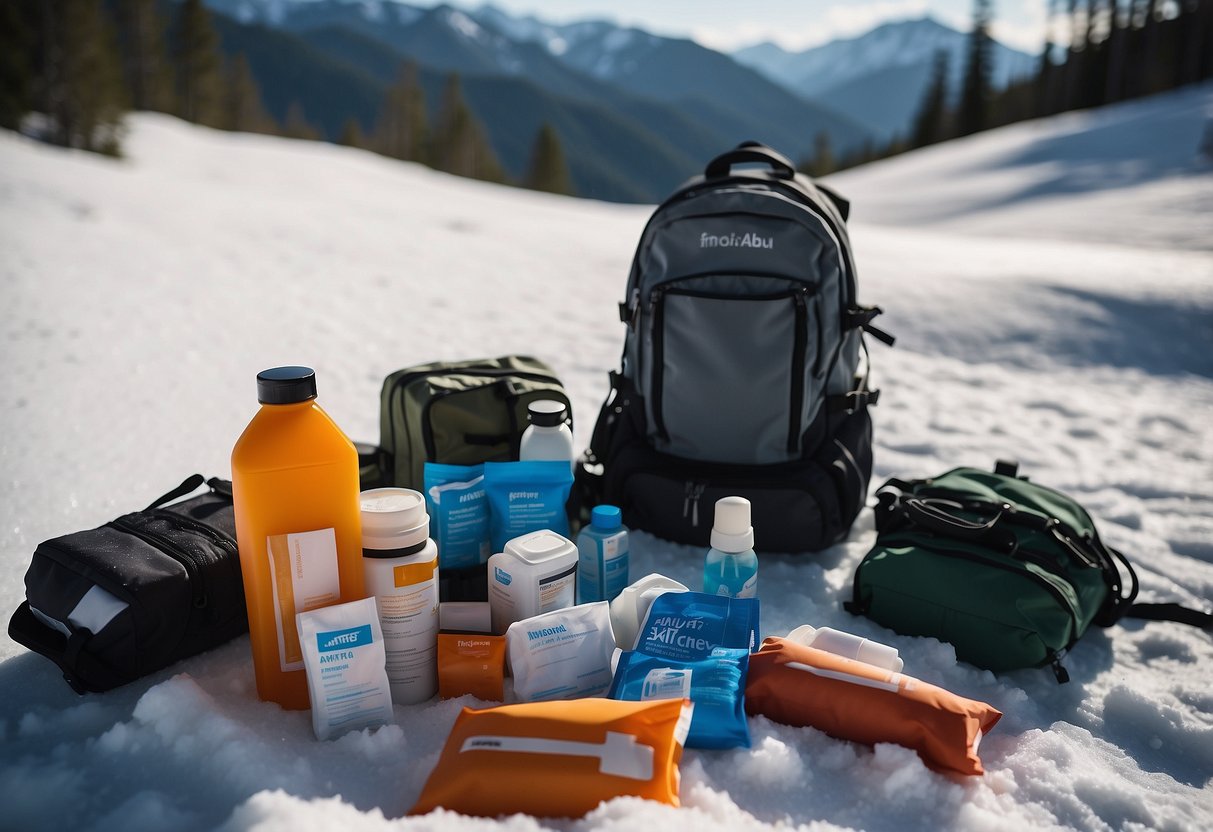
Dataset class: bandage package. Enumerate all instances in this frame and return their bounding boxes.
[745,637,1002,775]
[633,591,759,662]
[506,602,616,702]
[410,697,694,818]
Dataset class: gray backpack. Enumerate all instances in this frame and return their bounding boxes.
[578,142,892,552]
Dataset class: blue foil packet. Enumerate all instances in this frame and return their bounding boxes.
[633,592,760,663]
[423,463,490,570]
[482,460,573,552]
[609,647,751,749]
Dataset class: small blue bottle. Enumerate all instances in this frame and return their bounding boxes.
[703,496,758,598]
[577,505,630,603]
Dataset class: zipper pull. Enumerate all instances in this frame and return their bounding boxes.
[691,483,706,527]
[683,481,694,520]
[1049,650,1070,684]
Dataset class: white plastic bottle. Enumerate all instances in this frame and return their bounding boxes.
[702,496,758,598]
[577,505,630,604]
[609,573,689,650]
[360,487,439,705]
[786,624,904,672]
[518,400,574,466]
[487,529,577,634]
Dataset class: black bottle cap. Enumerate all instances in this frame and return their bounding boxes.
[527,399,567,427]
[256,366,317,404]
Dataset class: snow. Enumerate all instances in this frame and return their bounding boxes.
[3,84,1213,831]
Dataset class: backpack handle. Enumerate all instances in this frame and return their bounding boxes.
[705,141,796,180]
[904,497,1020,554]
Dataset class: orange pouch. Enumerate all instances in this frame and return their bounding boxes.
[745,637,1001,775]
[437,633,505,702]
[410,697,692,818]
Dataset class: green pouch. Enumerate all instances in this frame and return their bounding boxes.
[846,461,1133,682]
[377,356,572,490]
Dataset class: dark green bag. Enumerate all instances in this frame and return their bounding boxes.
[376,356,572,490]
[846,461,1211,682]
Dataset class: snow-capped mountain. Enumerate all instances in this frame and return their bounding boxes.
[735,16,1037,98]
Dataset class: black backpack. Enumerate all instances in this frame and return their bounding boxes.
[577,142,892,552]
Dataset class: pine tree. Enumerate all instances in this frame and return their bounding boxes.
[282,101,321,141]
[0,0,37,129]
[373,61,428,162]
[524,123,572,194]
[115,0,172,112]
[798,131,835,178]
[173,0,222,126]
[222,53,274,133]
[44,0,128,154]
[432,73,503,182]
[957,0,994,136]
[340,117,366,148]
[911,49,950,148]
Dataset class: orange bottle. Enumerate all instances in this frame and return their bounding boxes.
[231,366,365,709]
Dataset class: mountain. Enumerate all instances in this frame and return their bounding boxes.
[734,17,1038,139]
[203,0,873,163]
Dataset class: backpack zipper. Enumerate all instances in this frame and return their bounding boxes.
[683,481,707,527]
[788,288,808,454]
[108,516,210,608]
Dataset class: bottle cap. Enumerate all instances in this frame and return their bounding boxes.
[256,366,317,404]
[591,505,622,531]
[360,487,430,553]
[527,399,567,428]
[710,496,754,553]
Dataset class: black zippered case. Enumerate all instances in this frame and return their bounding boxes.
[8,475,248,693]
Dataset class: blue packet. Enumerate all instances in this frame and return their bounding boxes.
[423,463,490,570]
[633,591,759,663]
[482,460,573,552]
[609,647,751,749]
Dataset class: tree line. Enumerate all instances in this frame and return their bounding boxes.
[801,0,1213,176]
[0,0,574,194]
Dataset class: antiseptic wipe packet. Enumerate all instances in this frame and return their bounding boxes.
[424,462,490,570]
[296,597,394,741]
[745,637,1003,776]
[410,698,694,818]
[634,591,759,662]
[610,647,750,749]
[506,602,616,702]
[483,460,573,552]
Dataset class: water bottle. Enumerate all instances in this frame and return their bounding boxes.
[577,505,629,603]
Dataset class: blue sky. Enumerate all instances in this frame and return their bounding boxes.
[446,1,1049,52]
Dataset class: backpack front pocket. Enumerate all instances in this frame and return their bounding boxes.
[646,278,821,465]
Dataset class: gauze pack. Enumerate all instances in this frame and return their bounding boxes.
[506,602,616,702]
[483,460,573,552]
[745,637,1002,775]
[610,647,750,749]
[423,463,490,571]
[634,591,759,662]
[296,597,394,741]
[410,698,694,818]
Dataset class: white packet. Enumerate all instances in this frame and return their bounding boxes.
[297,597,394,740]
[506,601,616,703]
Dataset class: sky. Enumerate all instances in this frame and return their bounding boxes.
[439,1,1050,53]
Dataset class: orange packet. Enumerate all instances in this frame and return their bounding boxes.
[410,697,692,818]
[437,632,505,702]
[746,637,1001,775]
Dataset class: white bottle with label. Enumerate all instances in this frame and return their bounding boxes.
[487,529,577,634]
[360,487,440,705]
[786,624,904,673]
[518,400,574,467]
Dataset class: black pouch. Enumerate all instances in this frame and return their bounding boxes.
[8,474,248,693]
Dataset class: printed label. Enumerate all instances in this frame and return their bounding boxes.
[640,667,693,701]
[494,566,513,586]
[317,624,373,652]
[394,560,436,588]
[267,528,340,672]
[537,563,576,612]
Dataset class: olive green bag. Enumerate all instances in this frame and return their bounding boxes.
[374,356,572,490]
[846,461,1211,682]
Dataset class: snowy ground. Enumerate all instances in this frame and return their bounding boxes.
[2,84,1212,831]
